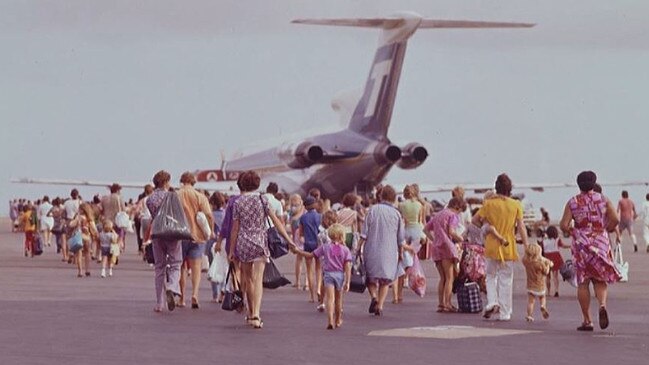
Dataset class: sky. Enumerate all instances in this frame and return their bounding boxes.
[1,0,648,219]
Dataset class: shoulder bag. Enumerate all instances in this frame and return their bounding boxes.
[260,195,289,259]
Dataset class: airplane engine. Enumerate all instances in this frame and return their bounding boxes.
[397,143,428,169]
[286,142,324,168]
[374,143,402,165]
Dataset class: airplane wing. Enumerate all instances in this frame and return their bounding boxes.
[10,177,239,194]
[398,181,649,194]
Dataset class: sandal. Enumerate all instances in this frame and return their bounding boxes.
[368,298,378,314]
[250,317,263,329]
[540,307,550,319]
[436,305,445,313]
[599,306,609,329]
[191,297,200,309]
[525,316,534,322]
[577,322,594,331]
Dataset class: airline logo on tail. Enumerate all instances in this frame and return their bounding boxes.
[364,58,392,118]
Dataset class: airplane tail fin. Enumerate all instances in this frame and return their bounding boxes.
[293,13,534,140]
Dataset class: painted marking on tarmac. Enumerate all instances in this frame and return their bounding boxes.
[368,326,540,339]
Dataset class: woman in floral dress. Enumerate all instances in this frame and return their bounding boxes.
[229,171,294,329]
[560,171,621,331]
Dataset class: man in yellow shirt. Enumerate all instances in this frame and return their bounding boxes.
[472,174,529,321]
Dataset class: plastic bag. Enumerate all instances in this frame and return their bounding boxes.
[196,211,212,238]
[263,259,291,289]
[115,211,131,229]
[151,192,193,241]
[208,248,229,283]
[407,255,426,297]
[559,259,578,288]
[68,229,83,253]
[613,244,629,282]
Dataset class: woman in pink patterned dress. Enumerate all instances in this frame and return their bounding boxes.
[424,197,467,312]
[560,171,621,331]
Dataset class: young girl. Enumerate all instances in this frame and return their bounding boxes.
[99,221,119,277]
[522,243,553,322]
[315,210,338,312]
[293,223,352,330]
[540,226,570,297]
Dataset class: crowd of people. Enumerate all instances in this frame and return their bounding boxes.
[9,169,647,332]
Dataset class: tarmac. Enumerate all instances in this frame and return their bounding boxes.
[0,217,647,365]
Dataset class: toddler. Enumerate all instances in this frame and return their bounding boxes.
[522,243,553,322]
[99,221,119,277]
[294,223,352,329]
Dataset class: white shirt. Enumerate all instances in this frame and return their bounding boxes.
[542,238,559,253]
[264,193,284,228]
[38,202,53,218]
[64,198,81,219]
[642,201,649,225]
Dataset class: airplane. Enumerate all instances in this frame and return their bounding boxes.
[11,12,648,200]
[182,12,537,201]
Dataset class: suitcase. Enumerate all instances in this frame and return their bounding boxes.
[456,281,483,313]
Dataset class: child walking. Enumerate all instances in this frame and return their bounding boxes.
[540,226,570,297]
[522,243,553,322]
[293,223,352,329]
[99,221,119,277]
[315,210,338,312]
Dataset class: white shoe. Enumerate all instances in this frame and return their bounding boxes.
[316,304,325,312]
[108,269,113,277]
[100,269,106,278]
[496,314,511,321]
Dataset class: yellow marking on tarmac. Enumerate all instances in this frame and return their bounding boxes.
[368,326,540,339]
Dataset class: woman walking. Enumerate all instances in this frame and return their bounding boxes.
[147,170,183,313]
[425,197,466,312]
[228,171,294,329]
[559,171,621,331]
[357,185,414,316]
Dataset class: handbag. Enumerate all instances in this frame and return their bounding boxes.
[221,263,244,311]
[263,259,291,289]
[260,195,289,259]
[151,191,193,241]
[417,241,429,260]
[349,255,367,293]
